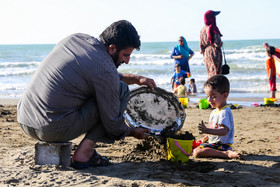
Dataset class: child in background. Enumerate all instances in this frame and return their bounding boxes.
[174,77,188,98]
[188,78,198,95]
[171,63,190,91]
[193,75,241,159]
[265,46,279,98]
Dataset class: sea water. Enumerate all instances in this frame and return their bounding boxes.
[0,39,279,105]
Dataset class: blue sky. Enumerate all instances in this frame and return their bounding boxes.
[1,0,279,44]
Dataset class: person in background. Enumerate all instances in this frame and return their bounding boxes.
[173,77,188,98]
[171,36,194,77]
[265,46,280,98]
[17,20,156,169]
[193,75,242,159]
[171,63,190,91]
[264,43,280,58]
[200,10,223,78]
[188,78,198,95]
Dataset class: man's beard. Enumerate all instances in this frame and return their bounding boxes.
[112,51,124,68]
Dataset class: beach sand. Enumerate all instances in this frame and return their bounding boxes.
[0,100,280,186]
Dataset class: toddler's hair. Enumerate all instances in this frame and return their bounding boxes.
[190,78,195,83]
[179,77,185,85]
[204,75,230,94]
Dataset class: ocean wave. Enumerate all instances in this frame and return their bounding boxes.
[129,59,173,65]
[0,40,277,99]
[132,54,170,60]
[130,53,205,66]
[131,49,266,66]
[0,61,40,68]
[0,82,26,91]
[225,52,266,62]
[0,68,36,76]
[234,63,265,70]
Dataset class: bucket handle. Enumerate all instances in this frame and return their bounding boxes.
[174,140,191,156]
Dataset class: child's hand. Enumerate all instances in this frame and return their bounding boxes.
[198,120,208,134]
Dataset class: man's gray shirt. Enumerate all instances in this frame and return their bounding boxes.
[17,33,130,140]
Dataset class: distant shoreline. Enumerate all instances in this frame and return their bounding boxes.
[0,99,19,105]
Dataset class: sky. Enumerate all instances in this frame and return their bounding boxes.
[1,0,280,44]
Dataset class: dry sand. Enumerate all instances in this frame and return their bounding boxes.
[0,100,280,186]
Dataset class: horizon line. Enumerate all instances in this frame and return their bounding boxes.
[1,38,280,45]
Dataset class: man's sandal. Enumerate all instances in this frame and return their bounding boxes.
[71,150,110,169]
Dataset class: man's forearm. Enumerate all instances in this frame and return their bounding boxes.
[121,73,156,90]
[121,73,142,85]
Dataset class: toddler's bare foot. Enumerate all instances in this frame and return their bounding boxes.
[228,151,244,160]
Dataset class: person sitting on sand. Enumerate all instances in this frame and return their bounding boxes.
[187,78,198,95]
[17,20,156,169]
[171,63,190,91]
[173,77,188,98]
[193,75,241,159]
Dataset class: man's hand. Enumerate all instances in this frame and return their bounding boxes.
[129,127,151,139]
[138,77,156,90]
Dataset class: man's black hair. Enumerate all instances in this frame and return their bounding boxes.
[99,20,141,51]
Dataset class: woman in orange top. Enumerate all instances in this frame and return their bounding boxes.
[266,46,278,98]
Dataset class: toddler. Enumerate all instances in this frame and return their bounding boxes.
[193,75,241,159]
[187,78,197,95]
[174,77,188,97]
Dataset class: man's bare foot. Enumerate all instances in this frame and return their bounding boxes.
[72,138,96,162]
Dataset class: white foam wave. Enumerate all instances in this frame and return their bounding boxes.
[236,65,265,70]
[131,53,205,66]
[0,68,36,76]
[0,82,26,91]
[132,54,170,60]
[223,46,266,62]
[225,52,266,62]
[0,61,40,68]
[130,59,173,65]
[229,74,267,81]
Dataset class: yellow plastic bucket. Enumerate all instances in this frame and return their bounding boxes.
[199,99,209,109]
[264,98,277,105]
[167,138,193,163]
[179,98,188,107]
